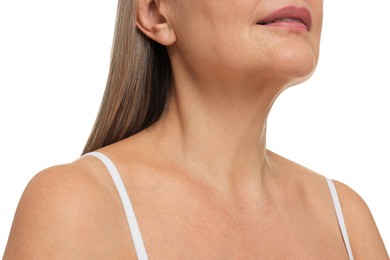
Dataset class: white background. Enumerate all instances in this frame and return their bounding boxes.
[1,0,389,254]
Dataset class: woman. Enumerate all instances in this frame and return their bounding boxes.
[4,0,388,258]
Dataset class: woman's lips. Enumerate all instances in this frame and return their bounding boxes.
[257,6,312,31]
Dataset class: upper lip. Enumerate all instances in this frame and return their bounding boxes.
[257,6,312,31]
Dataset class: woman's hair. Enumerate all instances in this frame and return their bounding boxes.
[82,0,171,154]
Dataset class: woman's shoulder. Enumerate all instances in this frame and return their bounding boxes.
[3,156,135,259]
[330,180,389,258]
[269,151,388,258]
[22,157,108,199]
[14,156,114,215]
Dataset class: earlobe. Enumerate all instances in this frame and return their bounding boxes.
[136,0,176,46]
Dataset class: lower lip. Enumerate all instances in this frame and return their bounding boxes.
[262,21,308,31]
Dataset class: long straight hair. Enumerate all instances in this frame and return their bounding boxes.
[82,0,171,154]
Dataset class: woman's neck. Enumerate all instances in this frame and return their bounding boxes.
[144,76,287,195]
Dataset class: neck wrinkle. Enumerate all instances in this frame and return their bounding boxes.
[148,78,283,196]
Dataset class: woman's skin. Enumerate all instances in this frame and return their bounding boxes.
[4,0,388,259]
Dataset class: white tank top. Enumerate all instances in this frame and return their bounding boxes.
[86,151,354,260]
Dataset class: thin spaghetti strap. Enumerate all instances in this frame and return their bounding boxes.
[86,151,149,260]
[325,177,354,260]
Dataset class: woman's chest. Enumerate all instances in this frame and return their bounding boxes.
[135,204,350,259]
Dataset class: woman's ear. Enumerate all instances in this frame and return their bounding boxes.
[136,0,176,46]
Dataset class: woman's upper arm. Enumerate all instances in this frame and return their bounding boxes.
[334,180,389,259]
[3,164,105,259]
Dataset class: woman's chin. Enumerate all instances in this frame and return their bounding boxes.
[273,47,317,82]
